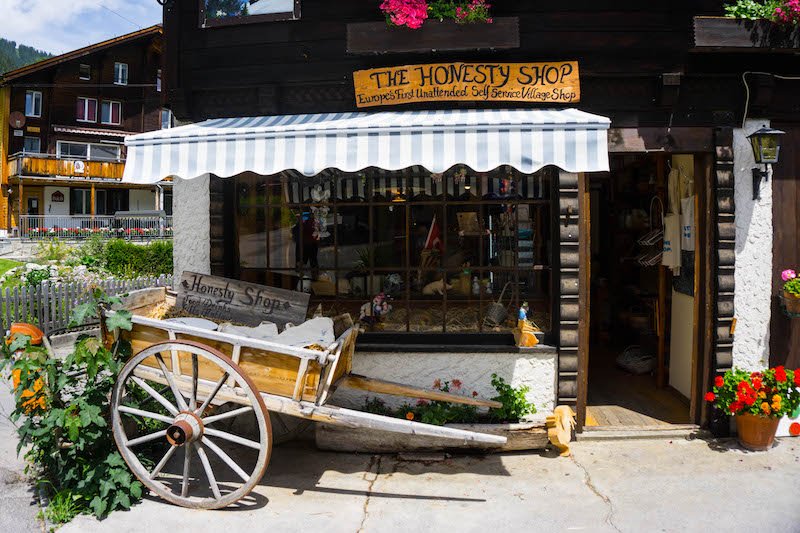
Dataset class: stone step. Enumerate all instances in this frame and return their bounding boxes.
[577,425,708,441]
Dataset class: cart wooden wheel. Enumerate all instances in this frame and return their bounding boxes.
[111,340,272,509]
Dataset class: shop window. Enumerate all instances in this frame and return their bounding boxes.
[114,62,128,85]
[79,64,91,80]
[234,167,554,335]
[23,137,41,154]
[200,0,301,27]
[76,97,98,123]
[25,91,42,118]
[101,100,122,125]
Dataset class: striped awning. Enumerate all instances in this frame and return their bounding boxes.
[123,108,610,184]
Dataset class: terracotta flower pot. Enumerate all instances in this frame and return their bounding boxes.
[735,413,780,451]
[784,290,800,314]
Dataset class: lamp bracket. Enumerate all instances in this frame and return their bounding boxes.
[752,165,769,201]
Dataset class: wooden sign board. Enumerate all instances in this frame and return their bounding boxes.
[177,272,310,329]
[353,61,579,108]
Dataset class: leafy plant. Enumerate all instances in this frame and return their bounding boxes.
[782,268,800,297]
[706,366,800,417]
[489,373,536,422]
[35,239,71,261]
[24,268,50,287]
[724,0,783,20]
[1,288,141,521]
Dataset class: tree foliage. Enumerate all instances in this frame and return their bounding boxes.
[0,38,51,75]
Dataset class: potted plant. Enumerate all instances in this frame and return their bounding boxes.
[781,268,800,315]
[706,366,800,450]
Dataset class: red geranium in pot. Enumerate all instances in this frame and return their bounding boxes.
[706,366,800,450]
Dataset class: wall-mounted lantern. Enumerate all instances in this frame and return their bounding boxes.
[748,126,785,200]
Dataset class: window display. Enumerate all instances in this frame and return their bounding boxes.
[235,166,553,334]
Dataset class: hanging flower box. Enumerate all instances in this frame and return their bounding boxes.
[347,17,519,55]
[693,16,800,50]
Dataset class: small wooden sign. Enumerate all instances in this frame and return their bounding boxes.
[177,272,310,328]
[353,61,580,108]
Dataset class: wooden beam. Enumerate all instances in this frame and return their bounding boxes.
[338,374,502,409]
[576,172,591,430]
[90,183,96,218]
[607,128,714,153]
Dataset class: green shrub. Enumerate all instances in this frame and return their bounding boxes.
[35,239,71,261]
[104,239,173,277]
[489,373,537,422]
[2,290,141,521]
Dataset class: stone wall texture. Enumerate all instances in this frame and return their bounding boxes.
[732,120,773,371]
[173,174,211,287]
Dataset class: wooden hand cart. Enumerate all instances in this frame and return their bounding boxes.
[108,314,506,509]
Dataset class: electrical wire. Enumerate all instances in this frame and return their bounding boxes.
[742,71,800,129]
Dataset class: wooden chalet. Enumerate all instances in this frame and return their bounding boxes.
[123,1,799,434]
[0,25,172,237]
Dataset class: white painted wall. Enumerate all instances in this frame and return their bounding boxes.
[173,174,211,287]
[732,120,773,371]
[329,348,557,420]
[129,189,156,211]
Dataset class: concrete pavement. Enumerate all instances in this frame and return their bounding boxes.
[54,436,799,533]
[0,381,43,533]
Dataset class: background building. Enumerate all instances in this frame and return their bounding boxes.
[0,25,172,238]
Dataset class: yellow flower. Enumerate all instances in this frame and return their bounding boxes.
[761,402,771,414]
[758,391,766,399]
[772,394,781,403]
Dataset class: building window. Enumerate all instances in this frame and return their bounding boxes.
[201,0,301,27]
[23,137,41,154]
[161,109,173,129]
[57,141,121,161]
[157,68,162,92]
[76,97,98,122]
[79,64,91,80]
[71,189,92,215]
[25,91,42,117]
[101,100,122,125]
[234,167,554,335]
[114,62,128,85]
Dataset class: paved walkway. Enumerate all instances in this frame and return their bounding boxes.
[56,435,799,533]
[0,381,43,533]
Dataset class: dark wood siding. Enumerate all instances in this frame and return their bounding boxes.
[5,34,163,157]
[770,123,800,369]
[165,1,800,127]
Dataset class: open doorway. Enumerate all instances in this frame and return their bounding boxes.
[585,153,702,428]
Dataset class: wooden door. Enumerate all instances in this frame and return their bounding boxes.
[770,123,800,369]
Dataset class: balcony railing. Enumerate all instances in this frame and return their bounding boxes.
[8,152,126,180]
[19,215,173,240]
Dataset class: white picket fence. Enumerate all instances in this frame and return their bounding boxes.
[1,275,171,334]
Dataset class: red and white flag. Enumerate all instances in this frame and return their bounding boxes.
[424,214,442,251]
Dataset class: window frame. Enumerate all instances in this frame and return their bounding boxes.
[56,141,121,162]
[199,0,301,28]
[234,168,555,335]
[79,64,91,80]
[76,97,98,123]
[113,62,128,86]
[23,136,41,154]
[100,100,123,125]
[25,90,43,118]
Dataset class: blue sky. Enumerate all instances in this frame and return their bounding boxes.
[0,0,162,55]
